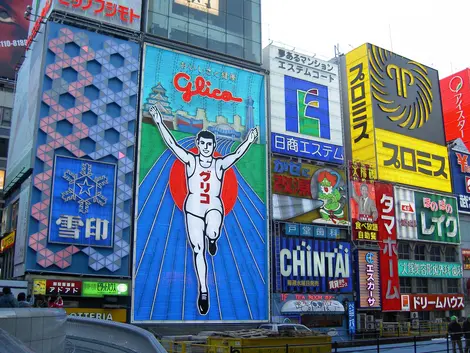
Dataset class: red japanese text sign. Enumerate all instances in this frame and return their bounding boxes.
[56,0,142,31]
[440,68,470,150]
[401,294,464,312]
[46,280,82,296]
[351,181,379,241]
[376,182,400,311]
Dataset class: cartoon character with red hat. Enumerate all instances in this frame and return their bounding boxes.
[316,170,346,224]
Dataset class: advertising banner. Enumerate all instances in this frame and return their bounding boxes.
[54,0,142,31]
[0,231,15,253]
[350,181,378,241]
[266,45,344,164]
[440,69,470,150]
[401,294,464,312]
[45,279,82,296]
[348,302,356,335]
[134,44,268,322]
[449,150,470,213]
[0,0,31,79]
[26,23,139,276]
[272,157,348,225]
[65,308,127,322]
[282,222,346,240]
[13,176,32,277]
[48,156,117,248]
[375,129,451,193]
[82,281,129,297]
[394,186,460,243]
[398,260,462,278]
[463,249,470,270]
[275,236,352,293]
[357,250,381,309]
[376,182,400,311]
[344,44,449,192]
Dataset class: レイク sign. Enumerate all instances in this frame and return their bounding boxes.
[395,187,460,244]
[401,294,464,312]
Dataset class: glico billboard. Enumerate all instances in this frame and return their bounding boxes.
[133,44,268,322]
[264,45,344,164]
[345,44,450,192]
[440,69,470,151]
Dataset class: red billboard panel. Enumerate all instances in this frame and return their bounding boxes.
[351,181,379,241]
[45,280,82,296]
[440,68,470,150]
[401,294,464,312]
[0,0,31,79]
[376,182,401,311]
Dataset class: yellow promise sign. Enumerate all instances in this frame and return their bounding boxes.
[375,129,451,192]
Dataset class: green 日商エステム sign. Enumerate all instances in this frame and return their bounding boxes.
[82,281,129,297]
[398,260,462,278]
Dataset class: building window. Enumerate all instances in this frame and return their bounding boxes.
[416,278,427,293]
[0,107,12,127]
[446,248,457,262]
[414,244,425,261]
[429,279,443,294]
[398,243,410,260]
[430,246,441,262]
[417,311,430,321]
[448,279,459,294]
[0,138,8,158]
[400,277,412,293]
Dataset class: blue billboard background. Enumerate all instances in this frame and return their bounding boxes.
[49,156,116,247]
[450,149,470,214]
[133,44,268,322]
[25,22,139,276]
[275,236,352,293]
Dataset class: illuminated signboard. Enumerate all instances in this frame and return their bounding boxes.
[26,0,52,51]
[449,150,470,213]
[440,69,470,150]
[395,186,460,244]
[357,250,381,309]
[272,157,349,225]
[275,236,352,293]
[133,43,268,322]
[65,308,127,322]
[401,294,464,312]
[45,279,82,296]
[398,260,462,278]
[350,181,378,241]
[82,281,129,297]
[174,0,219,15]
[0,231,15,253]
[345,44,450,192]
[266,45,343,164]
[463,249,470,270]
[55,0,142,31]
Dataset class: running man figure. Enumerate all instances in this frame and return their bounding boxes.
[149,105,258,315]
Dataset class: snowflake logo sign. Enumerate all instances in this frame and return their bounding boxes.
[61,163,109,214]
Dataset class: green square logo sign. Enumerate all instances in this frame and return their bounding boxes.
[414,191,460,244]
[82,281,129,297]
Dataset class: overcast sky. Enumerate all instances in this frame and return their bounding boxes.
[262,0,469,78]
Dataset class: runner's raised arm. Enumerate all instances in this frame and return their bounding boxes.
[218,128,258,171]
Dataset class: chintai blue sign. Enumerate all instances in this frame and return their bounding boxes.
[274,236,352,293]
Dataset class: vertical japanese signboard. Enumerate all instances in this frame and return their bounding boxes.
[272,157,349,225]
[376,182,400,311]
[440,69,470,151]
[265,45,344,164]
[395,186,460,243]
[449,150,470,213]
[344,44,451,192]
[134,44,268,322]
[462,249,470,270]
[357,250,381,309]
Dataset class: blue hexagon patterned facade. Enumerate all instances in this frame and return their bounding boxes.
[26,22,139,276]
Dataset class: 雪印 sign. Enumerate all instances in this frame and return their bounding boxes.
[398,260,462,278]
[401,294,464,312]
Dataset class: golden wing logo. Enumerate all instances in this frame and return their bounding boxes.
[369,45,433,130]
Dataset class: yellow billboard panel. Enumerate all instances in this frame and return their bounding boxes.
[375,129,451,192]
[345,44,376,166]
[65,308,127,323]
